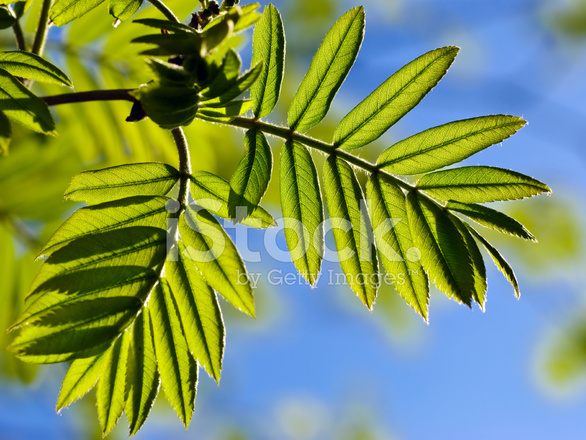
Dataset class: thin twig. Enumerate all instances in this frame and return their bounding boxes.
[42,89,137,106]
[147,0,180,23]
[31,0,52,56]
[12,20,26,51]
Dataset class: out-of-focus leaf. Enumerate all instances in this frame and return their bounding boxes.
[0,110,10,155]
[108,0,142,22]
[288,7,365,132]
[0,5,16,29]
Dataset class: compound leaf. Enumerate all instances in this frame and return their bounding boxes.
[288,7,365,132]
[417,166,551,203]
[406,191,474,306]
[251,3,285,118]
[229,128,273,221]
[334,46,458,150]
[378,115,526,175]
[280,141,324,285]
[367,173,429,320]
[324,156,379,309]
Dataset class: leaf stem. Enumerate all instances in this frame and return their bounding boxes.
[171,127,191,207]
[42,89,137,106]
[31,0,53,56]
[228,116,415,192]
[12,20,26,51]
[147,0,180,23]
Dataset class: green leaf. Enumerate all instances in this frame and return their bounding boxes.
[167,242,225,382]
[149,280,197,427]
[417,166,551,203]
[0,5,16,29]
[287,7,365,132]
[125,309,160,436]
[467,225,520,298]
[229,128,273,221]
[50,0,105,26]
[133,18,198,35]
[56,352,108,411]
[180,207,254,316]
[108,0,142,22]
[0,51,73,87]
[251,3,285,118]
[0,69,55,134]
[366,174,429,320]
[39,196,169,257]
[132,33,203,57]
[334,46,459,150]
[65,162,180,205]
[96,332,130,436]
[405,191,474,305]
[190,171,276,229]
[280,141,324,285]
[202,62,263,107]
[196,100,252,122]
[199,49,242,100]
[450,214,487,308]
[446,201,535,241]
[323,156,379,309]
[132,83,200,129]
[378,115,526,175]
[0,110,10,155]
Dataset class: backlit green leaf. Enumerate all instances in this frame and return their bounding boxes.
[367,174,429,319]
[125,309,160,436]
[96,332,130,436]
[108,0,142,22]
[167,242,225,382]
[446,201,535,241]
[133,83,200,129]
[417,166,551,203]
[65,162,180,205]
[378,115,526,175]
[280,141,324,285]
[334,46,459,150]
[57,352,108,411]
[251,3,285,118]
[324,156,379,308]
[50,0,105,26]
[202,62,263,107]
[150,280,197,426]
[288,7,365,132]
[0,69,55,134]
[200,49,242,100]
[196,100,252,122]
[450,214,487,308]
[467,225,520,297]
[190,171,276,229]
[229,129,273,221]
[0,51,73,87]
[180,207,255,317]
[0,110,10,155]
[406,191,474,305]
